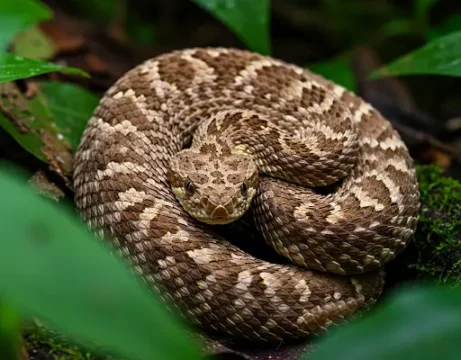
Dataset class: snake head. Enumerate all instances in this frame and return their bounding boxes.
[169,148,258,224]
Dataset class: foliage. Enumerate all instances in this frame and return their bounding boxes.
[0,0,87,84]
[372,31,461,78]
[410,165,461,283]
[0,0,51,50]
[0,81,70,165]
[0,53,88,83]
[0,166,201,360]
[39,81,99,150]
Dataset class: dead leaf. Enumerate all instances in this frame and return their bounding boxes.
[84,53,108,74]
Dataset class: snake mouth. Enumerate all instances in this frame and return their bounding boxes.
[186,206,246,225]
[199,217,236,225]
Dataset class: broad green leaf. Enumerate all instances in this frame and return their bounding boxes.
[192,0,271,55]
[0,166,201,360]
[0,53,89,83]
[40,81,99,149]
[11,26,57,60]
[0,0,52,50]
[0,82,73,174]
[305,284,461,360]
[372,31,461,78]
[309,55,356,92]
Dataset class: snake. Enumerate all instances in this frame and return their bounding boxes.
[73,48,420,342]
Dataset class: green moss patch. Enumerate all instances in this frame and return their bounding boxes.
[410,165,461,284]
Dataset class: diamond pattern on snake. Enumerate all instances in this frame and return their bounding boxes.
[73,48,420,341]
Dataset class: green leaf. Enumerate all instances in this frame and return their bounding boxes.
[11,26,57,60]
[306,284,461,360]
[0,82,74,174]
[371,31,461,78]
[309,55,356,92]
[0,166,201,360]
[40,81,99,150]
[0,53,89,83]
[192,0,271,55]
[0,0,52,50]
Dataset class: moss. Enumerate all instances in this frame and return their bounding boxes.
[409,164,461,284]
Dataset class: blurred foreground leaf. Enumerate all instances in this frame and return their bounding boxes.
[372,31,461,78]
[192,0,271,55]
[0,53,89,83]
[0,0,51,50]
[305,284,461,360]
[0,166,201,360]
[40,81,99,149]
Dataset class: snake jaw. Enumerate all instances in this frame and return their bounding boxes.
[172,184,257,225]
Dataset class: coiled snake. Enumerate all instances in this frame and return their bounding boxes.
[73,48,420,341]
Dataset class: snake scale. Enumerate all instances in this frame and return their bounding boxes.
[73,48,420,342]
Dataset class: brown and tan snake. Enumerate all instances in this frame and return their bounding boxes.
[73,48,420,341]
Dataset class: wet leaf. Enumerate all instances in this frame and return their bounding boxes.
[192,0,271,55]
[0,166,201,360]
[372,31,461,78]
[0,0,52,50]
[0,53,89,83]
[40,81,99,150]
[305,284,461,360]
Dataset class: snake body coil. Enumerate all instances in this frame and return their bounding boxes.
[73,48,420,341]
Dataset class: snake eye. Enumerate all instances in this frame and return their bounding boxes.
[241,182,248,196]
[185,178,195,195]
